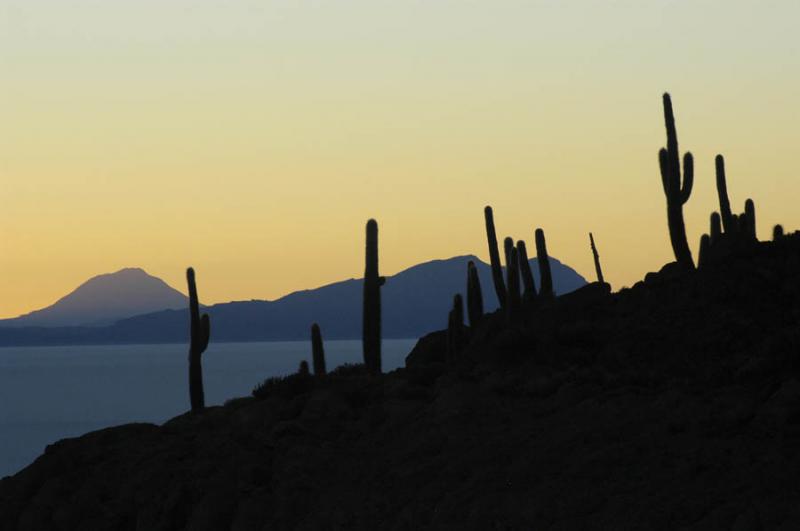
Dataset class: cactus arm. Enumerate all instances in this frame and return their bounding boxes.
[658,149,671,197]
[680,152,694,204]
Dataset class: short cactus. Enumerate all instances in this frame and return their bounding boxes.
[715,155,734,233]
[773,224,784,240]
[187,267,211,412]
[535,228,554,299]
[484,206,507,309]
[589,233,605,285]
[744,199,756,240]
[311,323,326,376]
[710,212,722,245]
[505,242,521,314]
[516,240,537,303]
[363,219,383,376]
[446,294,465,364]
[658,93,695,269]
[466,261,484,327]
[298,360,310,377]
[698,234,711,269]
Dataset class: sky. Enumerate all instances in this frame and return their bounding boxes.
[1,0,799,318]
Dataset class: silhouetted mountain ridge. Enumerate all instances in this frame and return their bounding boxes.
[0,268,189,328]
[0,255,586,345]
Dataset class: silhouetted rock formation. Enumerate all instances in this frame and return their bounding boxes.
[3,235,800,529]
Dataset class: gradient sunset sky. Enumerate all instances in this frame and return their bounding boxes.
[2,1,798,318]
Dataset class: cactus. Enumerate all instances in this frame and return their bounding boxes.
[698,234,711,269]
[535,228,554,299]
[446,294,464,364]
[710,212,722,245]
[773,224,784,240]
[516,240,537,303]
[484,206,507,309]
[363,219,383,376]
[311,323,326,376]
[187,267,210,412]
[506,243,521,314]
[715,155,734,233]
[658,93,695,269]
[744,199,756,240]
[466,260,484,327]
[298,360,310,377]
[589,232,605,285]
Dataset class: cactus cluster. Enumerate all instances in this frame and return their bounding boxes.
[696,154,759,268]
[187,267,211,412]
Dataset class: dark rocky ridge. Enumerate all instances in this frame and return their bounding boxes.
[2,236,800,530]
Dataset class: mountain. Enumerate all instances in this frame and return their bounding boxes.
[0,255,587,345]
[0,268,189,328]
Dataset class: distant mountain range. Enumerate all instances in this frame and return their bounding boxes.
[0,268,188,327]
[0,256,587,346]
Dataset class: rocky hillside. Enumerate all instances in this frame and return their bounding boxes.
[1,235,800,530]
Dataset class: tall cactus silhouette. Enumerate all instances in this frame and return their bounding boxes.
[187,267,210,412]
[484,206,507,309]
[506,243,521,314]
[311,323,326,376]
[363,219,383,376]
[535,228,554,299]
[658,93,695,269]
[516,240,537,303]
[715,155,734,233]
[589,233,605,285]
[466,260,484,327]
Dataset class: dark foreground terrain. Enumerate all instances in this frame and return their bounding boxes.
[2,236,800,530]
